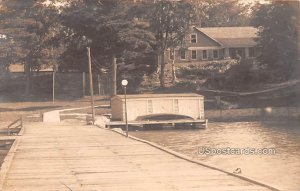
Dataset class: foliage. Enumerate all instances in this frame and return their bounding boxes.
[251,1,299,80]
[135,0,195,87]
[58,0,156,88]
[188,0,251,27]
[0,1,60,93]
[0,1,58,71]
[148,1,195,51]
[176,60,238,80]
[0,37,19,71]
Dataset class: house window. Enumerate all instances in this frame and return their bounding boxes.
[180,49,186,60]
[213,50,219,59]
[202,50,208,60]
[249,47,255,57]
[191,34,197,43]
[191,50,197,60]
[169,50,174,60]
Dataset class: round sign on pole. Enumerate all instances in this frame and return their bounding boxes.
[121,79,128,86]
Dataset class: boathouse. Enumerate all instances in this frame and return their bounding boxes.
[111,93,205,121]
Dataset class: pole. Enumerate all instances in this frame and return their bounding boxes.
[98,74,101,96]
[112,54,117,96]
[52,30,55,103]
[82,72,86,97]
[124,86,128,137]
[52,71,55,103]
[87,47,95,125]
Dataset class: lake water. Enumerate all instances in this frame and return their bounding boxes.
[130,121,300,191]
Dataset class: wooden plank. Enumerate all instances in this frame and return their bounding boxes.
[1,123,274,191]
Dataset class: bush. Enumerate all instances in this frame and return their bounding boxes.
[176,60,238,81]
[205,59,262,90]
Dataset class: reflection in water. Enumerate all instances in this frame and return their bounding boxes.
[130,121,300,191]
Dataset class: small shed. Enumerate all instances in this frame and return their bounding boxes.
[111,93,205,121]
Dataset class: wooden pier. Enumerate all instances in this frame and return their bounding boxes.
[0,122,275,191]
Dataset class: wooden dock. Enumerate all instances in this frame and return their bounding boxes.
[1,122,275,191]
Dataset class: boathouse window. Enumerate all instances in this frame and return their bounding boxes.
[202,50,208,60]
[191,34,197,43]
[191,50,197,60]
[174,99,179,113]
[147,100,153,114]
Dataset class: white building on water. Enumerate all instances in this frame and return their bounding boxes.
[111,93,205,122]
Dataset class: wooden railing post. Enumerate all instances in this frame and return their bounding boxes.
[7,124,10,136]
[7,117,23,136]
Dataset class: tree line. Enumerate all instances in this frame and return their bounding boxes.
[0,0,298,93]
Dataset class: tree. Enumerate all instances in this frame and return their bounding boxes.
[251,1,299,80]
[0,1,59,93]
[59,0,156,91]
[188,0,251,27]
[0,36,19,72]
[145,0,194,87]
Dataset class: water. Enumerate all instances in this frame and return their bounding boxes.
[130,121,300,191]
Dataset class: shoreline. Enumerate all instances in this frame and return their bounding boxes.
[206,107,300,122]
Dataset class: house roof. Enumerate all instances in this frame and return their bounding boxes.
[195,27,258,48]
[114,93,203,100]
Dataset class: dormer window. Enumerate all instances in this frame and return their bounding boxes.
[191,34,197,43]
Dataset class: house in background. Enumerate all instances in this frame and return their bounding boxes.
[165,26,259,63]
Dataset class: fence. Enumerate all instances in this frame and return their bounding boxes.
[0,72,110,101]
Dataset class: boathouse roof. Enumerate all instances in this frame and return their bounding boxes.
[114,93,203,100]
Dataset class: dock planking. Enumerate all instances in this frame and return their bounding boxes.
[2,123,273,191]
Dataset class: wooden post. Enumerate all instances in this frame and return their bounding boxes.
[52,71,55,103]
[286,98,290,119]
[87,47,95,125]
[82,72,86,97]
[215,96,222,118]
[171,49,176,85]
[112,54,117,96]
[124,86,128,137]
[107,76,110,96]
[98,74,101,96]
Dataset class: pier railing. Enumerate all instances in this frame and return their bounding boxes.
[7,117,23,136]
